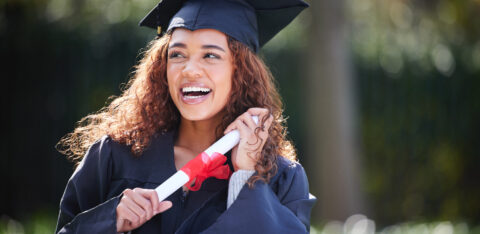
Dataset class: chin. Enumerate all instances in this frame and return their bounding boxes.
[180,105,226,121]
[179,108,219,122]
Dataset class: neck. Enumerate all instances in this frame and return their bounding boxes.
[175,115,222,154]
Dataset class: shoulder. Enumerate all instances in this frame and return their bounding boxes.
[72,135,115,177]
[274,156,308,184]
[80,130,174,162]
[80,131,173,167]
[269,156,310,202]
[76,135,124,168]
[71,131,175,186]
[89,135,113,152]
[275,156,303,173]
[90,131,176,184]
[76,136,111,165]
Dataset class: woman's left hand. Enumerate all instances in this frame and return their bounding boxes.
[224,107,274,171]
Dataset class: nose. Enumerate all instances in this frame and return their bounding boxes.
[182,59,202,79]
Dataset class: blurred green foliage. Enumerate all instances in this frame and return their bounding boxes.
[0,211,56,234]
[311,214,480,234]
[347,0,480,226]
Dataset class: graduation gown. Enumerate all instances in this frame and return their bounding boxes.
[55,131,316,234]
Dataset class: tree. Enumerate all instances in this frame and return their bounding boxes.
[305,0,365,221]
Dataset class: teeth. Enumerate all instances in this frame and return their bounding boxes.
[182,87,211,93]
[184,95,205,99]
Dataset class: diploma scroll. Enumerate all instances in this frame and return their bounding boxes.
[155,116,259,202]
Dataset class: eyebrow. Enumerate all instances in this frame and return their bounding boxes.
[168,42,186,49]
[168,42,226,52]
[202,45,225,52]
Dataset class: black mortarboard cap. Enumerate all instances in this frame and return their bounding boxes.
[139,0,309,52]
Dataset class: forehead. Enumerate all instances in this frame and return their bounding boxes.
[169,28,228,47]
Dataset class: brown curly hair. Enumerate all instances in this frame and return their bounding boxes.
[57,32,297,185]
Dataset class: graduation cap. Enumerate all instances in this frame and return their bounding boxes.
[139,0,309,52]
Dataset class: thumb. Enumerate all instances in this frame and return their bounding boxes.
[116,218,125,232]
[156,201,173,214]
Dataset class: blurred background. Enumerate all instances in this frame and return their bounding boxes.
[1,0,479,233]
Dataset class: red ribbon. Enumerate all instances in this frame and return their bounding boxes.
[180,152,232,191]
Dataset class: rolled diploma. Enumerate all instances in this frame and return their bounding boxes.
[155,116,259,202]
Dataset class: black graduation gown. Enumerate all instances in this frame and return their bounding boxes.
[55,131,316,234]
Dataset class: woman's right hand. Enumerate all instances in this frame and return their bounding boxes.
[116,188,172,232]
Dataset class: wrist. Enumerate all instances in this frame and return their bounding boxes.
[232,149,259,171]
[234,163,255,171]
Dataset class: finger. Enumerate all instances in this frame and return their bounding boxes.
[247,108,269,119]
[131,188,154,219]
[238,112,258,130]
[121,194,146,223]
[116,218,124,232]
[247,108,270,129]
[138,189,159,214]
[236,119,255,143]
[224,122,237,134]
[158,201,173,213]
[117,203,139,229]
[263,114,274,131]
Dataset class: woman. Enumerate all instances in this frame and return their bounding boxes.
[56,0,315,233]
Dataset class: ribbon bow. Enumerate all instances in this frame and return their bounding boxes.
[180,152,232,191]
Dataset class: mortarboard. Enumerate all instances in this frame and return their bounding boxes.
[139,0,309,52]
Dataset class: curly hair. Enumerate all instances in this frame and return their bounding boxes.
[57,32,297,186]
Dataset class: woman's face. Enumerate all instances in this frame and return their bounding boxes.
[167,28,233,122]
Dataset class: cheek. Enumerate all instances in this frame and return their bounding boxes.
[166,65,178,96]
[166,65,173,83]
[224,67,233,96]
[216,70,233,101]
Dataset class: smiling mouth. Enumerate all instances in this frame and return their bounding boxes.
[181,86,212,100]
[181,87,212,99]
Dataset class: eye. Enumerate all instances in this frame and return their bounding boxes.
[168,51,185,59]
[204,53,220,59]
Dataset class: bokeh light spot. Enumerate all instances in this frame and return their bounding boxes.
[431,44,455,76]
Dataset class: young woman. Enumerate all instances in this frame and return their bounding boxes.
[56,0,315,233]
